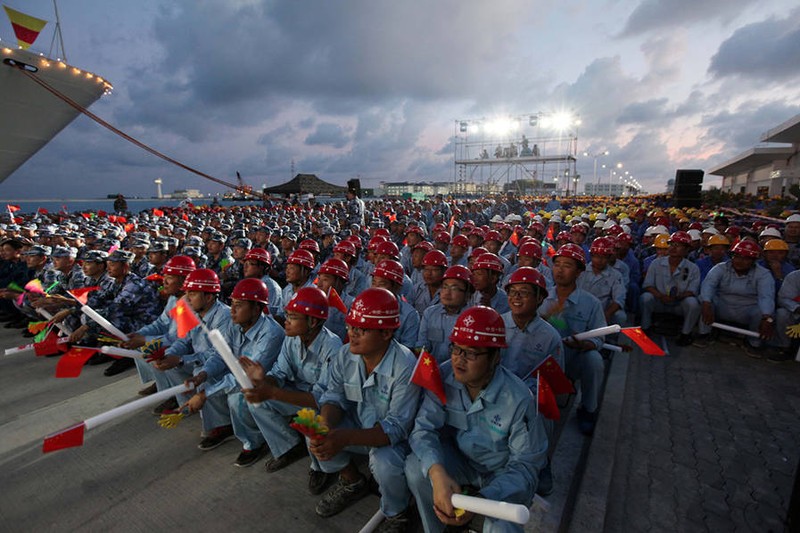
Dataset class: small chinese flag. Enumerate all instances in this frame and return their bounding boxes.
[327,287,347,315]
[97,210,107,217]
[182,213,189,221]
[6,204,21,212]
[33,332,69,356]
[145,273,164,283]
[153,208,164,217]
[411,350,446,405]
[43,422,86,453]
[533,355,575,395]
[124,223,135,233]
[510,231,520,247]
[108,215,117,223]
[37,207,48,214]
[117,216,127,224]
[546,225,554,242]
[537,377,560,421]
[621,327,665,356]
[55,347,98,378]
[169,298,200,338]
[67,286,100,306]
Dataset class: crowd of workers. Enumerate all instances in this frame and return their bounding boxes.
[0,188,798,532]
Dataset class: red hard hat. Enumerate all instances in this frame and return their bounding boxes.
[616,233,634,246]
[405,226,424,236]
[471,252,504,273]
[556,230,572,242]
[554,243,586,268]
[668,231,692,245]
[605,224,623,236]
[689,222,703,231]
[413,241,434,253]
[284,286,329,320]
[374,228,391,238]
[468,227,486,240]
[299,239,320,253]
[449,306,507,348]
[530,222,545,234]
[346,235,362,250]
[373,259,405,285]
[518,241,543,260]
[375,241,400,259]
[287,249,316,269]
[368,236,389,252]
[333,240,357,257]
[319,258,349,280]
[731,239,761,258]
[484,230,502,243]
[443,265,473,287]
[231,278,269,306]
[590,237,615,256]
[469,246,488,259]
[182,268,221,293]
[505,266,546,292]
[451,234,469,248]
[570,224,588,235]
[245,248,272,266]
[423,249,448,267]
[434,232,451,244]
[432,223,447,233]
[162,255,196,276]
[346,287,400,330]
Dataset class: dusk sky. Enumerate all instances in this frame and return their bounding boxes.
[1,0,799,199]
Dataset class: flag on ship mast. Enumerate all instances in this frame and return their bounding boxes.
[3,6,48,50]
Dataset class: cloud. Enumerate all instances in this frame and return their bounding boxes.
[620,0,757,37]
[617,98,670,125]
[304,123,351,148]
[709,10,800,82]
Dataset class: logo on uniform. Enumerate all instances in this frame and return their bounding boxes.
[491,414,503,428]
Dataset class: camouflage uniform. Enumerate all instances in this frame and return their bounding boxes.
[87,273,162,338]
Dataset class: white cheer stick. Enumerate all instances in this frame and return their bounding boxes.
[573,325,621,341]
[80,305,130,341]
[601,343,623,352]
[37,308,72,335]
[100,346,145,359]
[451,494,530,525]
[711,322,760,339]
[207,329,254,390]
[84,383,193,430]
[357,509,385,533]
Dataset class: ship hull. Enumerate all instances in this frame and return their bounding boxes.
[0,46,111,183]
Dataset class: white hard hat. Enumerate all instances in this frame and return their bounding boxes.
[688,229,702,241]
[652,225,669,235]
[786,214,800,223]
[619,217,632,225]
[760,227,782,238]
[702,227,720,235]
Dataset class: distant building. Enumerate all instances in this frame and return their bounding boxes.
[170,189,203,199]
[381,180,490,198]
[584,182,624,196]
[708,113,800,196]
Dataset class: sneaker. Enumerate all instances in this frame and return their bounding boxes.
[536,461,554,496]
[152,397,179,415]
[138,383,157,396]
[676,333,693,346]
[375,508,411,533]
[198,425,234,451]
[768,350,795,363]
[104,357,136,376]
[308,469,335,495]
[576,407,597,436]
[315,475,369,518]
[743,343,763,359]
[692,334,713,348]
[234,443,268,467]
[265,442,307,473]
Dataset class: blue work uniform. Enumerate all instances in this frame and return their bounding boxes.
[774,269,800,348]
[313,340,421,517]
[468,288,511,315]
[577,266,626,326]
[405,363,548,533]
[639,256,701,335]
[417,303,466,363]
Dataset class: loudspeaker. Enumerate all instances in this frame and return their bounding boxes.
[674,169,704,208]
[347,179,361,197]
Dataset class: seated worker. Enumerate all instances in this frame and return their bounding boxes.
[405,306,548,533]
[696,240,775,356]
[239,287,342,490]
[315,258,353,342]
[153,269,233,450]
[468,253,510,314]
[639,231,701,346]
[241,248,284,318]
[758,238,795,293]
[696,234,730,283]
[578,237,626,326]
[539,243,607,436]
[371,259,420,349]
[281,249,317,305]
[417,265,475,363]
[501,266,563,496]
[120,255,196,402]
[308,288,421,531]
[412,250,447,316]
[183,278,285,463]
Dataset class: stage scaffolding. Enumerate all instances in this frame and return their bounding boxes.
[453,113,579,197]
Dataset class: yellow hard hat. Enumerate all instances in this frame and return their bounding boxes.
[706,235,730,247]
[653,234,670,249]
[764,239,789,251]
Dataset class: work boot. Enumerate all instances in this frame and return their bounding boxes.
[198,425,234,451]
[264,442,307,473]
[234,443,268,467]
[315,475,369,517]
[308,469,335,495]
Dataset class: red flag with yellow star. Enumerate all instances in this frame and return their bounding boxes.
[169,298,200,338]
[537,377,560,421]
[621,327,665,356]
[411,350,446,405]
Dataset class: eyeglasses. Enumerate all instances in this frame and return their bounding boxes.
[440,284,466,293]
[507,289,535,299]
[451,345,490,361]
[346,325,368,336]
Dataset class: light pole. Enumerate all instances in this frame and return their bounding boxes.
[583,150,609,196]
[608,162,622,195]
